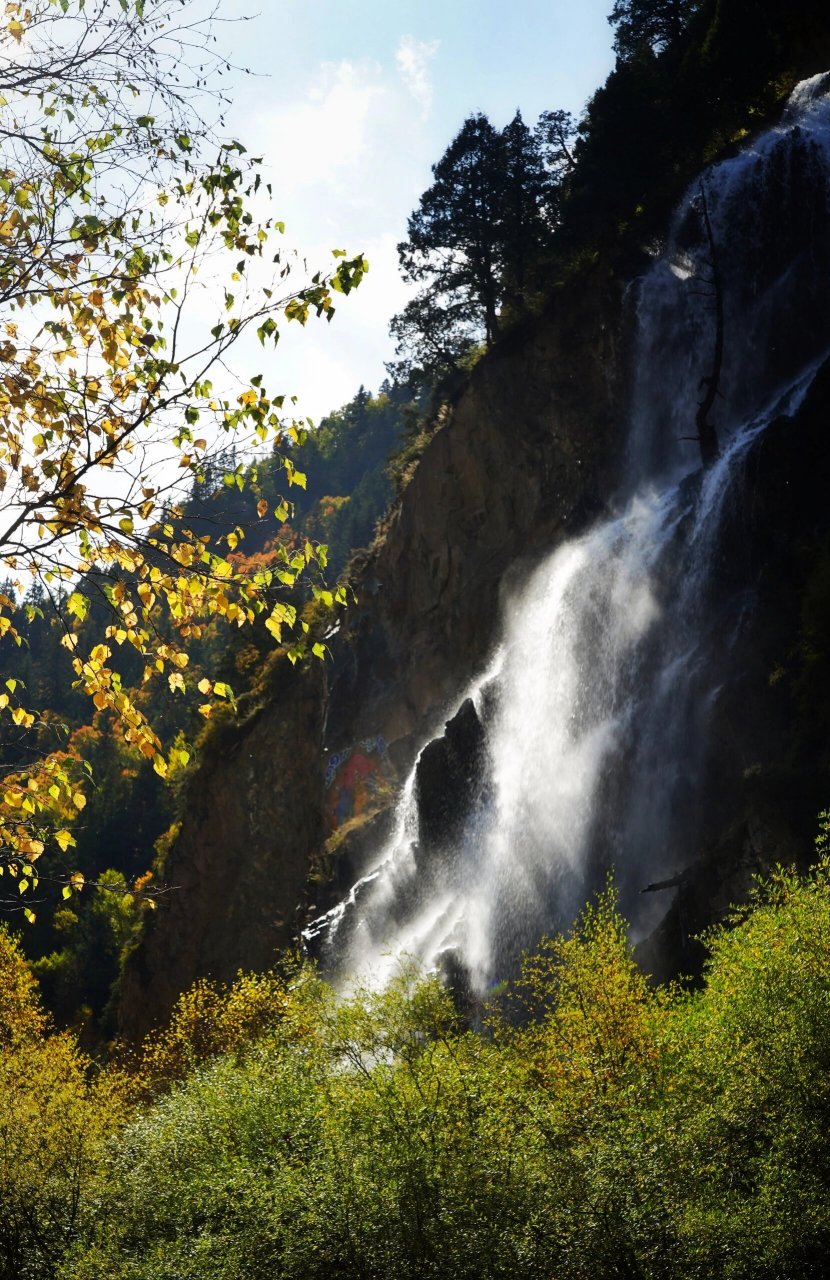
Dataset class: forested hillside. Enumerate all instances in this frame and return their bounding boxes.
[0,379,416,1039]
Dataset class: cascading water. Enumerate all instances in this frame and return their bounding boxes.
[307,75,830,992]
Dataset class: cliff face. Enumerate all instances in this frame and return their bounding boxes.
[638,356,830,979]
[120,109,830,1025]
[329,269,624,762]
[120,658,325,1042]
[120,271,625,1036]
[315,67,830,985]
[318,350,830,992]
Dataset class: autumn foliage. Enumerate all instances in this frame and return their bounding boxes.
[0,0,366,915]
[0,853,824,1279]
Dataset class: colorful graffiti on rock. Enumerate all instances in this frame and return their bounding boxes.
[325,737,387,830]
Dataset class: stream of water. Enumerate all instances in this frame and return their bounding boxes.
[307,75,830,992]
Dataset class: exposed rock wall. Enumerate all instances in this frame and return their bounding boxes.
[120,269,624,1037]
[637,356,830,980]
[329,268,624,763]
[120,658,325,1042]
[120,269,830,1030]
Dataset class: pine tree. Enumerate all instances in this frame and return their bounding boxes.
[390,110,566,385]
[499,111,558,308]
[609,0,699,60]
[398,114,506,350]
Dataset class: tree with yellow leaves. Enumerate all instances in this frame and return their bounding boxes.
[0,0,367,918]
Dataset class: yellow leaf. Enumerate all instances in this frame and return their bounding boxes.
[173,543,194,567]
[55,829,74,852]
[70,870,85,891]
[73,792,86,811]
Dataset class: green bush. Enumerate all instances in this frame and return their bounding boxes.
[62,860,830,1280]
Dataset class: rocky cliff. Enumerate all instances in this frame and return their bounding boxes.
[120,69,830,1031]
[120,657,325,1041]
[328,268,624,760]
[120,268,625,1036]
[639,355,830,979]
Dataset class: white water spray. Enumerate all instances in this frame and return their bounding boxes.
[308,78,830,991]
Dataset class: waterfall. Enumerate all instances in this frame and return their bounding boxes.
[307,75,830,991]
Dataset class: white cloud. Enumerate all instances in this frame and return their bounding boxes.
[222,44,440,416]
[262,232,416,419]
[261,59,386,196]
[395,36,440,118]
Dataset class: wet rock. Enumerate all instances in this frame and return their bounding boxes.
[415,698,490,854]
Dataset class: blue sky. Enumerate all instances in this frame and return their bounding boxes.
[214,0,616,418]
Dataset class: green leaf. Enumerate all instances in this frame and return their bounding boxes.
[67,591,90,621]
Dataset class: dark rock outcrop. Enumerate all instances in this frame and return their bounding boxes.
[415,698,490,853]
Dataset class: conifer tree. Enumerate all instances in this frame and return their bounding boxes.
[499,111,558,308]
[609,0,699,60]
[398,114,505,351]
[390,110,565,385]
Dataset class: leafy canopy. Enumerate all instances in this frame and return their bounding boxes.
[65,856,830,1280]
[0,0,367,918]
[608,0,700,61]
